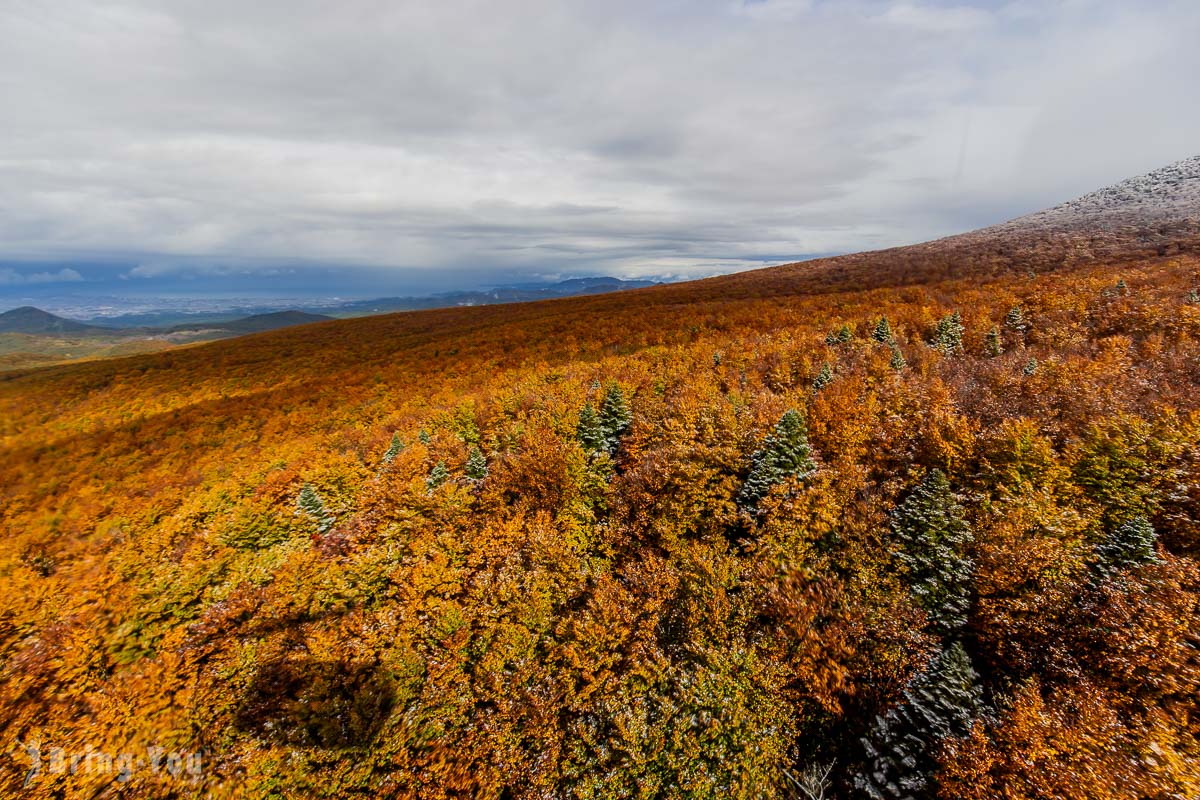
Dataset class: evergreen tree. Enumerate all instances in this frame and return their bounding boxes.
[891,469,974,635]
[426,460,450,492]
[598,384,633,454]
[812,362,834,392]
[382,433,404,464]
[873,316,894,344]
[296,483,334,533]
[1116,279,1128,296]
[576,403,606,454]
[1004,306,1027,333]
[1094,515,1160,579]
[712,351,723,367]
[418,429,432,445]
[825,324,853,345]
[889,346,907,371]
[738,410,816,513]
[929,311,964,355]
[1188,288,1200,304]
[855,642,984,800]
[465,446,488,481]
[1022,357,1038,375]
[985,325,1004,357]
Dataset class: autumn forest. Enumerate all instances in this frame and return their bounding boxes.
[2,213,1200,798]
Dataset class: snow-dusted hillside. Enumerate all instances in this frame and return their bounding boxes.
[1008,155,1200,230]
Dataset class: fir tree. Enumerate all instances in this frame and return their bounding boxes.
[985,325,1004,357]
[891,469,974,635]
[855,642,984,800]
[418,429,432,445]
[873,316,894,344]
[465,446,488,481]
[889,346,907,371]
[598,384,632,454]
[426,460,450,492]
[1004,306,1027,333]
[296,483,334,533]
[1116,279,1128,295]
[382,433,404,464]
[1022,357,1038,375]
[738,409,816,513]
[1094,516,1160,580]
[825,324,853,345]
[1188,288,1200,304]
[576,403,606,454]
[929,311,964,355]
[812,362,834,392]
[712,351,723,367]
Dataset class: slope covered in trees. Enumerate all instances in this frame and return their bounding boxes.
[2,169,1200,796]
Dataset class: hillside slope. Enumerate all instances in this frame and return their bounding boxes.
[1,160,1199,798]
[0,305,108,335]
[166,309,335,334]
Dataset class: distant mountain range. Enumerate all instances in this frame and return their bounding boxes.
[325,276,660,316]
[0,306,331,338]
[67,276,661,329]
[0,276,660,340]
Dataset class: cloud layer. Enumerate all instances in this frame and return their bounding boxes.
[1,0,1197,291]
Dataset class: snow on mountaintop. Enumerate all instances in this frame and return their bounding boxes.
[1009,155,1200,230]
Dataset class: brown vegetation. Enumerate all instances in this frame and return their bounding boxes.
[1,222,1199,797]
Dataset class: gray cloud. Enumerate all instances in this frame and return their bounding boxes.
[1,0,1197,291]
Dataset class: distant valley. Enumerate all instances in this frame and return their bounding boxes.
[0,276,659,369]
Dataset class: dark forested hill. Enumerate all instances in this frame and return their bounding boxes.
[0,305,107,335]
[1,158,1199,798]
[166,309,334,334]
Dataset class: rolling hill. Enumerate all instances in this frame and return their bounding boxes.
[166,309,335,334]
[0,305,109,335]
[0,308,339,371]
[1,157,1199,798]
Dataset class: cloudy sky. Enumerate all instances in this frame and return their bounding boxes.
[1,0,1198,303]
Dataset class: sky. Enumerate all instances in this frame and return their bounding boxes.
[1,0,1198,307]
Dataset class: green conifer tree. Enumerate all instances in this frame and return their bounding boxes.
[1094,515,1160,579]
[296,483,334,533]
[872,316,894,344]
[465,447,488,481]
[1004,306,1027,333]
[598,384,633,454]
[1188,288,1200,304]
[891,469,974,635]
[855,642,984,800]
[825,324,853,345]
[812,362,834,392]
[418,429,432,445]
[1022,357,1038,375]
[382,433,404,464]
[985,325,1004,357]
[889,345,907,371]
[929,311,964,355]
[577,403,606,454]
[426,460,450,492]
[1116,279,1128,295]
[738,410,816,513]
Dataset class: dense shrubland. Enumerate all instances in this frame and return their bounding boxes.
[1,244,1199,797]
